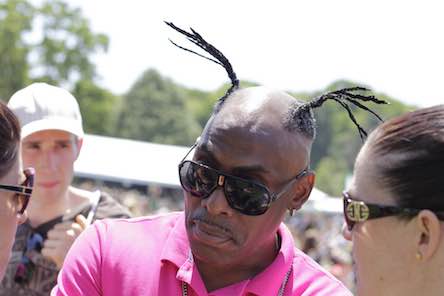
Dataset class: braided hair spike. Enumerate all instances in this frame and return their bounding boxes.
[165,21,239,105]
[286,87,389,140]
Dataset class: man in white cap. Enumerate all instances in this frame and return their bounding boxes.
[0,83,131,295]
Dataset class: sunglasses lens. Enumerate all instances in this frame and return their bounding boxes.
[179,161,217,198]
[225,178,270,215]
[179,161,271,216]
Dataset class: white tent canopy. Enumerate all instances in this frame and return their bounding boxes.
[302,188,342,214]
[74,134,190,188]
[74,134,342,213]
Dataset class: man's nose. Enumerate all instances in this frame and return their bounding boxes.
[41,151,57,170]
[201,185,234,217]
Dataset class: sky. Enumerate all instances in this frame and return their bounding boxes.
[72,0,443,108]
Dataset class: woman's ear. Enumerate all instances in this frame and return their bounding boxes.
[416,210,442,261]
[289,171,315,211]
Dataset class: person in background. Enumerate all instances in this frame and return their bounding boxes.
[52,23,386,295]
[301,228,322,263]
[343,105,444,296]
[0,101,34,281]
[0,83,131,295]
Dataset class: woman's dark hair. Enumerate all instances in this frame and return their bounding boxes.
[0,101,21,178]
[368,105,444,210]
[165,22,388,140]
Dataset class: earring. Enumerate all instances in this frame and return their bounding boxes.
[288,208,294,216]
[415,251,423,261]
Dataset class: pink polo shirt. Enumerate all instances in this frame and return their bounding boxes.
[52,212,351,296]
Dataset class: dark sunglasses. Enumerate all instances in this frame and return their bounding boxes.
[14,232,43,284]
[343,191,444,231]
[178,144,307,216]
[0,168,34,214]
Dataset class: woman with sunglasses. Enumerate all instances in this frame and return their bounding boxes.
[0,101,34,280]
[342,105,444,296]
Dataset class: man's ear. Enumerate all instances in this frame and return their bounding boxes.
[74,137,83,160]
[289,171,315,211]
[416,210,442,261]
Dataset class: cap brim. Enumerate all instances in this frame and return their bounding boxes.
[21,118,84,139]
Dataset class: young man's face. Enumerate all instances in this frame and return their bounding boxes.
[0,158,26,280]
[21,130,81,203]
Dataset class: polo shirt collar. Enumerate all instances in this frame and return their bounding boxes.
[160,212,189,268]
[245,223,295,295]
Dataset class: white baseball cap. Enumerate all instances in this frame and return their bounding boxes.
[7,83,84,139]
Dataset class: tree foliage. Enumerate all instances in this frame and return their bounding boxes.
[72,80,119,136]
[0,0,108,100]
[115,69,201,146]
[35,0,108,85]
[0,0,33,100]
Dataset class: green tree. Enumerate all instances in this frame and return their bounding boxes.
[184,87,215,129]
[35,0,108,84]
[72,80,120,136]
[116,69,201,145]
[0,0,33,100]
[0,0,108,100]
[314,156,348,196]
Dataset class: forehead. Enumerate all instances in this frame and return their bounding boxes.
[23,130,76,143]
[349,145,395,205]
[196,114,309,180]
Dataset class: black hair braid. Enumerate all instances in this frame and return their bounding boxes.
[165,22,388,139]
[165,22,239,105]
[285,87,389,140]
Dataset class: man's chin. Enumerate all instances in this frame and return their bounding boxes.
[188,236,237,267]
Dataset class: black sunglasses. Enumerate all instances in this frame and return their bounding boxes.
[178,143,307,216]
[342,191,444,231]
[0,168,34,215]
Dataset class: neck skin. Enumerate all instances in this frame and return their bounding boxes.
[368,251,444,296]
[378,271,440,296]
[195,233,279,292]
[402,263,444,296]
[26,186,89,227]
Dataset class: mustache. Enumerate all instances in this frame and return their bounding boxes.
[190,209,235,237]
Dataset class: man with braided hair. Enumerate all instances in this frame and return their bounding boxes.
[52,23,386,296]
